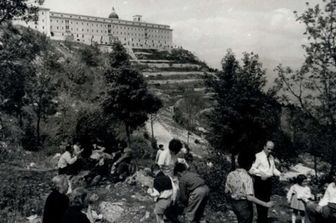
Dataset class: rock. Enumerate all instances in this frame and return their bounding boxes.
[99,201,125,223]
[140,211,150,222]
[26,215,41,223]
[133,170,153,188]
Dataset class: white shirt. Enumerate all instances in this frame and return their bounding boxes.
[319,182,336,207]
[157,149,188,176]
[157,149,176,176]
[57,151,77,169]
[287,184,313,203]
[249,150,281,179]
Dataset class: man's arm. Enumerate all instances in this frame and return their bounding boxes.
[246,195,273,208]
[249,155,261,176]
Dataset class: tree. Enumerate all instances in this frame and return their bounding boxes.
[0,0,43,24]
[27,53,58,145]
[275,0,336,172]
[0,24,47,123]
[206,50,281,169]
[103,42,162,144]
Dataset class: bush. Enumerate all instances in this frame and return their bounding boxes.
[194,153,231,211]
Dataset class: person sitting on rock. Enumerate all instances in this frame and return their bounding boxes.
[148,164,180,223]
[42,175,69,223]
[305,173,336,223]
[111,141,135,182]
[58,144,82,175]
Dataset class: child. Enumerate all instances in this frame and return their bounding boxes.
[287,174,313,223]
[148,164,178,223]
[225,152,274,223]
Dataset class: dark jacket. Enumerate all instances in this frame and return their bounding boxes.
[62,206,90,223]
[42,190,69,223]
[154,171,173,193]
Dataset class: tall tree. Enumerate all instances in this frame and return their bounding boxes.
[206,50,280,169]
[103,42,162,144]
[275,0,336,172]
[27,52,58,144]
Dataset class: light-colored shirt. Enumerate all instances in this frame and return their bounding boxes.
[155,149,163,164]
[157,149,177,176]
[319,182,336,207]
[287,184,313,203]
[57,151,77,169]
[225,168,254,200]
[157,149,189,176]
[249,150,281,179]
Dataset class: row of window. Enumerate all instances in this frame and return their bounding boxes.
[51,26,169,39]
[49,19,170,33]
[50,13,168,28]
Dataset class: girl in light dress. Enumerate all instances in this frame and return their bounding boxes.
[287,174,313,223]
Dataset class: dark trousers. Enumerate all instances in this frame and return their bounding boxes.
[254,176,272,223]
[185,185,209,223]
[231,199,253,223]
[305,202,336,223]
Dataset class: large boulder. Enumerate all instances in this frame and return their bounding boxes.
[99,201,125,223]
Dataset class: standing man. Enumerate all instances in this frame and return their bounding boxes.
[174,163,209,223]
[249,141,281,223]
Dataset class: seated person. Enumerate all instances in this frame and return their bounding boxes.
[58,144,82,175]
[42,175,69,223]
[148,164,179,223]
[111,142,135,181]
[85,152,113,185]
[305,173,336,223]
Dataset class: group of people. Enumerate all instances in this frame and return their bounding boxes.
[43,139,336,223]
[57,141,135,186]
[150,139,209,223]
[225,140,336,223]
[42,175,92,223]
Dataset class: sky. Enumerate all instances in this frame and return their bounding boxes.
[44,0,322,79]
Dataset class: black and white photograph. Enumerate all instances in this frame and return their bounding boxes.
[1,0,336,222]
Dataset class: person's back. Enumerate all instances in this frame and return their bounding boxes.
[42,176,69,223]
[63,187,90,223]
[62,206,90,223]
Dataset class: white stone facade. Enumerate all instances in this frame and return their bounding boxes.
[15,7,173,50]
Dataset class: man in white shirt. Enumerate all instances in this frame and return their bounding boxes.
[249,141,281,223]
[305,173,336,223]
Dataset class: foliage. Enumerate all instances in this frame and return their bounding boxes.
[205,50,281,168]
[0,0,43,24]
[103,42,162,143]
[75,107,123,154]
[275,0,336,172]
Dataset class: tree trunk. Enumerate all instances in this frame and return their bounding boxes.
[150,114,154,140]
[36,110,41,145]
[125,123,131,145]
[313,154,318,179]
[231,152,236,170]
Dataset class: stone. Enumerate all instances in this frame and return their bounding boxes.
[99,201,125,223]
